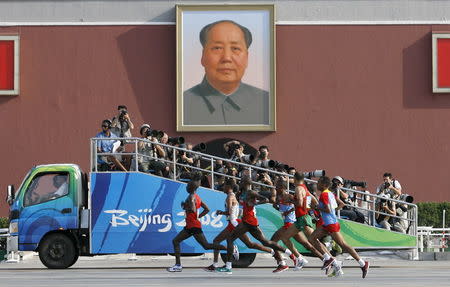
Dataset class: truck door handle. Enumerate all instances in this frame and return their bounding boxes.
[61,208,72,214]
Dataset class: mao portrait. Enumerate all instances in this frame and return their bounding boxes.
[176,5,276,132]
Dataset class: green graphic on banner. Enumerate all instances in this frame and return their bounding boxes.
[256,206,416,253]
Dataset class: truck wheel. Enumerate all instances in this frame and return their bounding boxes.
[220,253,256,268]
[39,233,77,269]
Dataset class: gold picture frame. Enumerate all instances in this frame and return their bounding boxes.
[176,4,276,132]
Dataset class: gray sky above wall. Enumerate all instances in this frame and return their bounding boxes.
[1,0,450,25]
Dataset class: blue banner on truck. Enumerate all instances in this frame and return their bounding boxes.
[90,172,281,254]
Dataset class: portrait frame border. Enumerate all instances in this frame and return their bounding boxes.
[176,4,276,132]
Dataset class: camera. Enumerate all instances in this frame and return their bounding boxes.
[302,170,326,178]
[229,143,241,152]
[240,154,255,164]
[398,193,414,203]
[150,130,164,139]
[168,136,185,145]
[268,160,289,171]
[144,129,153,138]
[193,142,207,152]
[344,179,367,188]
[382,181,391,190]
[118,109,128,121]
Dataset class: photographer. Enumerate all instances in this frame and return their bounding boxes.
[254,145,270,168]
[95,119,127,172]
[223,140,255,166]
[111,105,134,139]
[223,140,241,159]
[136,124,168,177]
[390,193,409,233]
[255,171,274,200]
[331,176,365,223]
[176,144,195,180]
[376,172,402,197]
[375,192,396,230]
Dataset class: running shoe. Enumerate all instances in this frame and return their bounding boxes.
[321,257,335,270]
[167,264,182,272]
[272,264,289,273]
[216,266,232,274]
[328,261,344,277]
[203,264,216,272]
[361,261,370,278]
[294,257,308,271]
[289,253,296,264]
[233,245,240,261]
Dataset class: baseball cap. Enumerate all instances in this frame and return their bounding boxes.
[333,176,344,185]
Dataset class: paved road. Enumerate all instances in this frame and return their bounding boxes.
[0,253,449,287]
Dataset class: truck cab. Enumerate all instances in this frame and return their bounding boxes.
[7,164,88,268]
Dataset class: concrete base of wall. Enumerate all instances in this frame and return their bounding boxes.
[419,252,450,261]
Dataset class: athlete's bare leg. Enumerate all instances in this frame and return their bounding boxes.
[193,232,227,252]
[291,229,325,258]
[308,226,329,255]
[226,223,249,262]
[248,227,289,253]
[172,229,193,265]
[212,228,232,263]
[239,233,273,253]
[303,226,331,257]
[271,227,300,263]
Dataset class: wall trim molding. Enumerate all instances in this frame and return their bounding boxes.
[1,20,450,27]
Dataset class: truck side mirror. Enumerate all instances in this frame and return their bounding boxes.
[6,185,15,205]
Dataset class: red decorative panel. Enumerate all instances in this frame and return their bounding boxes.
[437,38,450,88]
[0,40,14,90]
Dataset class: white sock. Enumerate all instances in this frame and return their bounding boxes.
[323,253,331,261]
[358,259,365,267]
[284,249,292,256]
[297,254,303,259]
[270,249,275,255]
[213,262,219,268]
[280,260,286,266]
[226,262,232,269]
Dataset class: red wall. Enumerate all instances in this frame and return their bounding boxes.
[1,25,450,216]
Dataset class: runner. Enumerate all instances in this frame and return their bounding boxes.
[167,180,228,272]
[272,174,335,274]
[270,179,304,273]
[204,179,273,272]
[216,177,293,274]
[309,176,370,278]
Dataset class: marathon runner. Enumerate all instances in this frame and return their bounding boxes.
[203,179,273,272]
[309,176,370,278]
[216,177,293,274]
[167,180,228,272]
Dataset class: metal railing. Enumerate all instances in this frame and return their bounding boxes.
[418,227,450,252]
[90,137,418,238]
